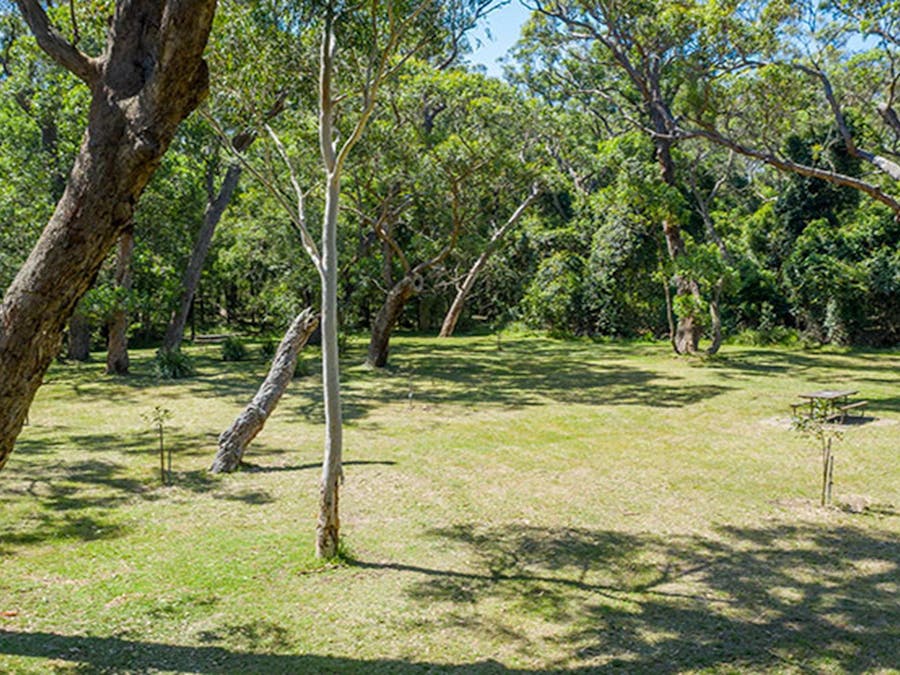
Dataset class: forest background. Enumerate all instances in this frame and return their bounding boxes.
[1,0,898,371]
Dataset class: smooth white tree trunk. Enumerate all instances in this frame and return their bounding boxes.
[317,173,343,559]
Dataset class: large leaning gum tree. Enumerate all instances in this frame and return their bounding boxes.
[0,0,217,470]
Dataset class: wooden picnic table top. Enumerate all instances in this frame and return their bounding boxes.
[798,389,858,400]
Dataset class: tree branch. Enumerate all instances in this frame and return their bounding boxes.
[14,0,98,85]
[683,123,900,216]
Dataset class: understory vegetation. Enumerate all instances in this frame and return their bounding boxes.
[1,335,897,673]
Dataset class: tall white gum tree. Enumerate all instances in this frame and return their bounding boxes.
[218,0,437,558]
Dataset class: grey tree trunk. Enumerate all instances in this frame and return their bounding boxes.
[0,0,216,470]
[106,226,134,375]
[210,308,319,473]
[67,309,91,362]
[439,189,539,338]
[707,279,725,356]
[163,162,244,351]
[366,275,420,368]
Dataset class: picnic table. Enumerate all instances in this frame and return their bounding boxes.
[793,389,867,423]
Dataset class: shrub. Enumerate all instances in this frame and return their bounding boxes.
[521,252,586,336]
[294,356,310,378]
[221,336,247,362]
[259,338,277,361]
[154,348,195,379]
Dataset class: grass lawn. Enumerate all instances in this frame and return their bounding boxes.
[0,334,898,673]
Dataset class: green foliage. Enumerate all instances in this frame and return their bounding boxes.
[221,336,248,362]
[153,349,196,380]
[790,398,844,507]
[259,338,277,361]
[294,356,311,378]
[522,252,586,336]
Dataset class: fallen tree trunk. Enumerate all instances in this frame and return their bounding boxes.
[210,308,319,473]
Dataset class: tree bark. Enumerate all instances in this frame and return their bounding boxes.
[366,274,421,368]
[210,308,319,473]
[106,225,134,375]
[0,0,216,470]
[317,168,344,559]
[707,278,724,356]
[67,309,91,362]
[655,127,703,355]
[684,124,900,217]
[439,188,539,338]
[163,162,243,351]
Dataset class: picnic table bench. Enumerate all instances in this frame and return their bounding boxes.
[791,389,867,424]
[192,333,235,344]
[836,399,868,423]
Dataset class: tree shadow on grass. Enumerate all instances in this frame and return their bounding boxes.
[286,340,733,425]
[353,520,899,672]
[0,630,516,674]
[705,348,900,382]
[1,520,896,672]
[235,459,398,473]
[0,431,248,551]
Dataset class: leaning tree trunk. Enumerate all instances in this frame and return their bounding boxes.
[439,188,539,338]
[67,308,91,362]
[366,274,421,368]
[210,308,319,473]
[0,0,216,471]
[106,225,135,375]
[163,163,244,351]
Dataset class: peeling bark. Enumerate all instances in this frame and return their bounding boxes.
[0,0,217,470]
[210,309,319,473]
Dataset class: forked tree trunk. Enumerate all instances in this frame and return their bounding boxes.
[106,226,134,375]
[674,312,701,354]
[366,274,421,368]
[163,162,244,351]
[664,219,703,355]
[439,188,539,338]
[653,108,703,355]
[67,309,91,362]
[210,308,319,473]
[0,0,216,470]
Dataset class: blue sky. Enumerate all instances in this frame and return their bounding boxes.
[465,1,532,77]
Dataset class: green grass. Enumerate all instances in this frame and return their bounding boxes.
[1,335,898,673]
